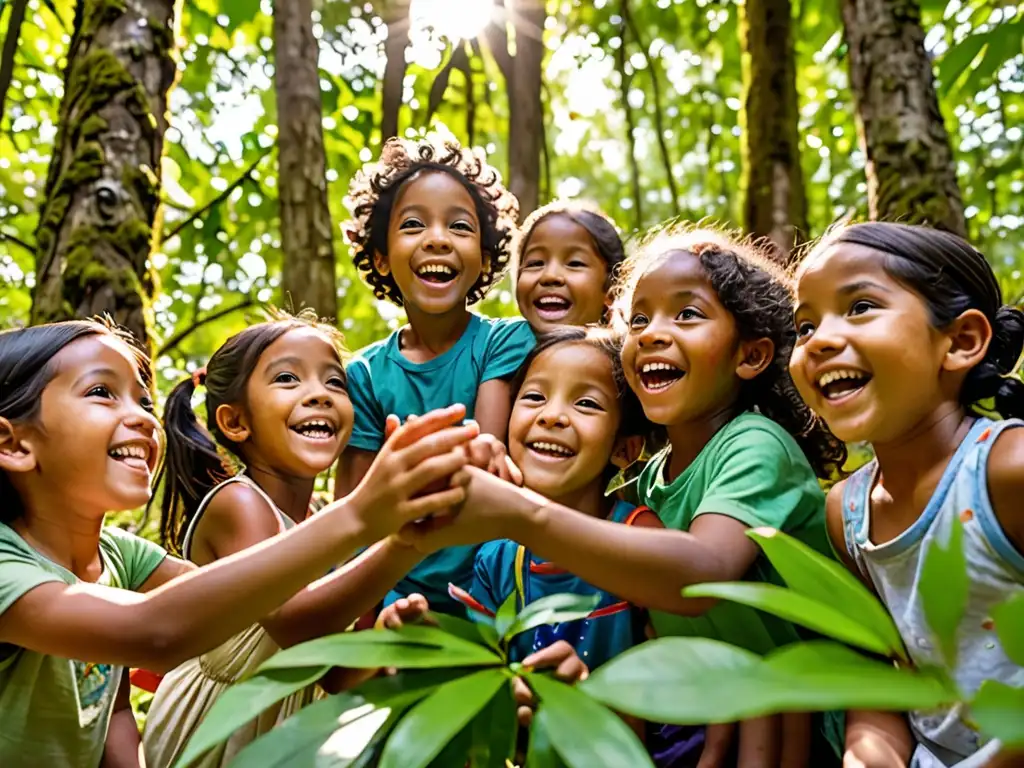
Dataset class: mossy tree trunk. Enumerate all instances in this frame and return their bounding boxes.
[379,0,409,141]
[842,0,966,235]
[30,0,179,351]
[740,0,807,258]
[274,0,338,319]
[507,0,545,219]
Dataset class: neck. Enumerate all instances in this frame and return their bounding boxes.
[12,490,106,579]
[870,401,973,503]
[244,463,317,524]
[550,478,612,520]
[402,304,472,357]
[664,403,739,481]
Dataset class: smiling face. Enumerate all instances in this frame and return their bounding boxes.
[15,334,161,516]
[375,170,485,316]
[790,243,952,443]
[516,215,610,332]
[225,327,353,478]
[508,343,623,505]
[621,251,748,426]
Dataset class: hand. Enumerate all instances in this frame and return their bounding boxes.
[513,640,589,727]
[340,405,479,542]
[463,433,523,485]
[375,593,435,630]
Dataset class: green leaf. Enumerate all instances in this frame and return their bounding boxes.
[378,669,508,768]
[919,515,967,666]
[173,666,327,768]
[957,23,1024,100]
[426,610,502,655]
[355,666,482,710]
[993,594,1024,667]
[937,32,988,95]
[503,593,600,641]
[970,680,1024,748]
[467,678,518,768]
[747,528,906,658]
[525,714,566,768]
[259,627,503,672]
[683,581,893,656]
[528,672,654,768]
[495,591,518,639]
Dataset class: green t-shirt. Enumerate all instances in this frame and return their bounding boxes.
[640,411,831,654]
[0,523,166,768]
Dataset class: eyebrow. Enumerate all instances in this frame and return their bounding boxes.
[397,204,477,221]
[837,280,892,296]
[73,366,121,388]
[264,356,304,370]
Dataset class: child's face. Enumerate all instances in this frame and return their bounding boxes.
[14,335,160,516]
[228,328,353,478]
[516,215,610,332]
[509,343,622,503]
[621,251,747,426]
[791,243,950,444]
[375,170,484,316]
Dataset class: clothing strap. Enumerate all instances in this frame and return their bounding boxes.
[513,544,526,612]
[181,474,289,560]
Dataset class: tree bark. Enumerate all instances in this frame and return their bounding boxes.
[507,0,545,219]
[616,20,642,230]
[0,0,29,129]
[273,0,338,319]
[30,0,179,351]
[380,1,409,141]
[740,0,808,258]
[841,0,966,236]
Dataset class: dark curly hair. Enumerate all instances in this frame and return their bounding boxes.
[153,308,347,554]
[616,227,847,480]
[802,222,1024,419]
[343,134,520,307]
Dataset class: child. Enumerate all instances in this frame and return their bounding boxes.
[336,134,535,614]
[405,227,848,766]
[515,201,626,333]
[142,313,440,767]
[0,319,476,768]
[789,222,1024,767]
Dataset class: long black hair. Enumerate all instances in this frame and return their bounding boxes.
[807,222,1024,418]
[0,319,151,523]
[617,227,847,480]
[154,310,346,554]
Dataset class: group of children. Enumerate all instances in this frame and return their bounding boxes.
[0,133,1021,768]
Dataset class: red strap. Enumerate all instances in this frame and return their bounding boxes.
[623,505,653,527]
[129,668,163,693]
[447,583,496,618]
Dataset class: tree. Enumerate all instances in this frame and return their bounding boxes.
[841,0,966,235]
[739,0,807,257]
[29,0,178,350]
[506,0,545,218]
[274,0,338,319]
[0,0,29,128]
[380,0,410,141]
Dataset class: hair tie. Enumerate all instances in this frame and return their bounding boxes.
[192,366,208,387]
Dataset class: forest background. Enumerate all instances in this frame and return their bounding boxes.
[0,0,1022,491]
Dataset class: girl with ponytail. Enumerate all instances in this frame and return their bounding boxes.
[790,222,1024,766]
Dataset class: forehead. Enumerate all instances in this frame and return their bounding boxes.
[258,327,342,366]
[525,343,617,390]
[633,250,709,299]
[529,214,593,245]
[393,170,476,213]
[50,334,143,383]
[797,242,897,297]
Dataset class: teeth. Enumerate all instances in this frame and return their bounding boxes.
[529,441,575,457]
[536,297,569,307]
[416,264,456,276]
[109,445,147,459]
[641,362,678,373]
[293,418,335,438]
[817,369,866,388]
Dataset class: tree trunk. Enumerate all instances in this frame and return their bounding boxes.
[842,0,966,235]
[274,0,338,319]
[740,0,807,258]
[30,0,179,351]
[506,0,545,219]
[380,2,409,141]
[0,0,29,129]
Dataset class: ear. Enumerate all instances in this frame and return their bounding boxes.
[610,434,645,469]
[373,250,391,277]
[0,417,37,474]
[735,337,775,381]
[215,403,251,445]
[941,308,991,374]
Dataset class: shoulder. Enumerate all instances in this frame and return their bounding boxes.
[984,422,1024,553]
[479,316,535,348]
[717,413,800,455]
[346,336,393,377]
[824,481,855,569]
[193,480,282,558]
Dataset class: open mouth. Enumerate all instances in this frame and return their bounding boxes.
[415,263,459,285]
[533,295,572,320]
[290,418,337,441]
[639,361,685,393]
[108,443,152,472]
[816,369,871,402]
[526,440,577,460]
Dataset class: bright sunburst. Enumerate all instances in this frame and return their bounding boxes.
[411,0,495,42]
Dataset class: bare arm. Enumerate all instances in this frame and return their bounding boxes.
[101,675,142,768]
[334,448,377,502]
[0,410,475,671]
[474,378,514,443]
[985,427,1024,556]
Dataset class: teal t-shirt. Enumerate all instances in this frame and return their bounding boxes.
[469,500,641,669]
[639,411,831,653]
[0,523,167,768]
[345,313,535,612]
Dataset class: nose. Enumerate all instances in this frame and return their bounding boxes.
[422,224,453,254]
[539,261,565,286]
[125,401,160,436]
[637,316,672,348]
[304,389,333,408]
[803,314,845,357]
[536,401,570,429]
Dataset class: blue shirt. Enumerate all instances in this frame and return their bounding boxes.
[466,500,643,669]
[345,313,535,612]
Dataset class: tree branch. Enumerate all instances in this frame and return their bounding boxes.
[0,231,35,256]
[457,46,477,146]
[616,12,642,229]
[0,0,29,130]
[426,42,469,126]
[163,149,271,242]
[482,0,512,83]
[157,298,256,358]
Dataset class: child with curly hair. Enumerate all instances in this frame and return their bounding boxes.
[335,134,535,615]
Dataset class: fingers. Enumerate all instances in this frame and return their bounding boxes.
[386,405,467,452]
[396,423,479,470]
[521,641,589,683]
[513,676,535,727]
[401,449,469,497]
[380,594,430,629]
[401,486,466,521]
[384,414,401,442]
[504,455,524,486]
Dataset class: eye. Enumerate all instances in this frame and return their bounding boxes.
[399,217,424,230]
[522,258,543,270]
[629,312,649,329]
[519,390,545,403]
[273,372,299,384]
[796,320,816,339]
[139,395,155,413]
[327,375,347,390]
[576,397,605,411]
[451,219,476,232]
[568,259,590,268]
[677,307,704,321]
[849,299,876,316]
[86,384,113,400]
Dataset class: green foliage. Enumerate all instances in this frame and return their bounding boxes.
[919,514,968,666]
